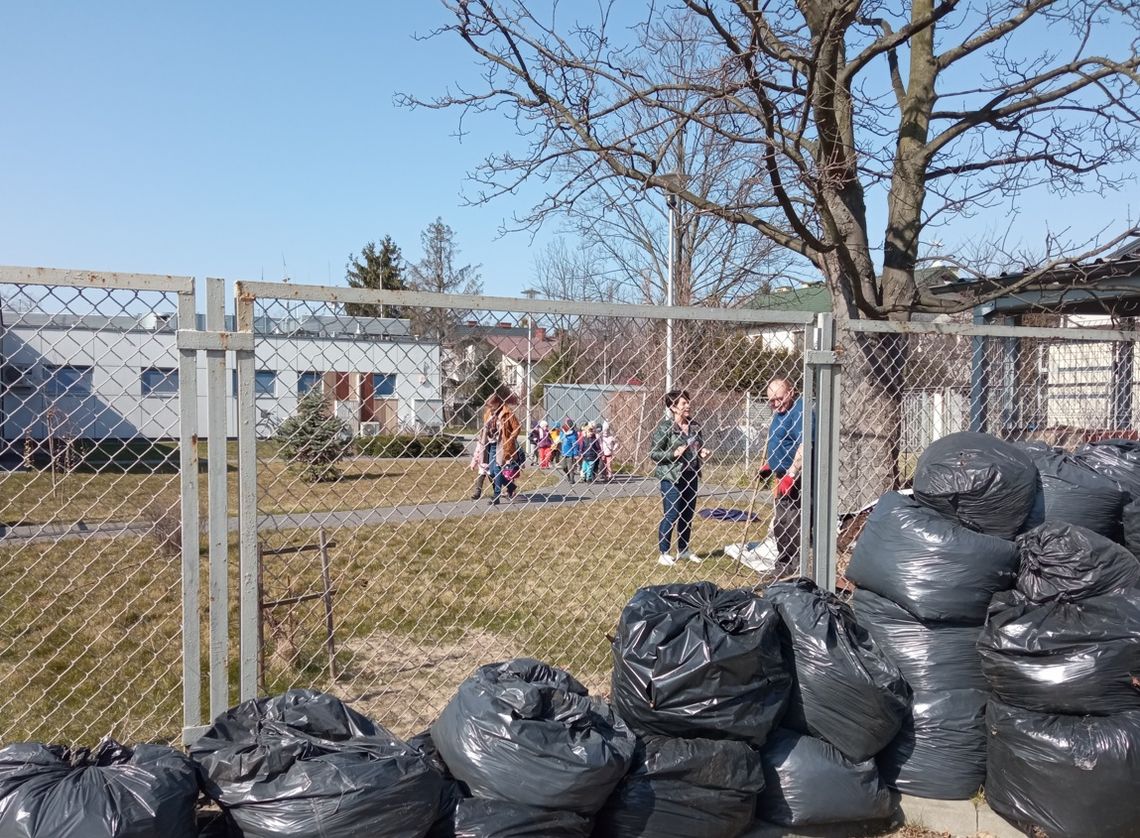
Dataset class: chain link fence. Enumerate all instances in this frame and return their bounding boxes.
[835,317,1140,587]
[0,275,197,745]
[4,268,1138,747]
[239,288,813,736]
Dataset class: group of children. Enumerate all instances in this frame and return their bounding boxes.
[531,418,618,484]
[471,410,620,504]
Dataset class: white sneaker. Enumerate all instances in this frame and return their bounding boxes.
[680,551,703,563]
[657,553,676,566]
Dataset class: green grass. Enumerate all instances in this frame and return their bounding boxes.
[0,491,772,744]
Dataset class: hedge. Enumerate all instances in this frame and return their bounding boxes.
[356,434,466,459]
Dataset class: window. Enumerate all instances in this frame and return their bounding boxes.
[45,364,92,396]
[141,367,178,396]
[255,370,277,397]
[373,373,396,396]
[0,365,34,391]
[297,371,323,396]
[231,370,278,398]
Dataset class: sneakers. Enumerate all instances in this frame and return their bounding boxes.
[489,497,500,506]
[657,553,676,566]
[680,551,703,563]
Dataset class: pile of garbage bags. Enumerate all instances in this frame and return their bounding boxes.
[979,522,1140,837]
[607,580,906,832]
[848,431,1034,799]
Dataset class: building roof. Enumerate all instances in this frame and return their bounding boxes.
[750,282,832,313]
[484,334,559,363]
[931,239,1140,319]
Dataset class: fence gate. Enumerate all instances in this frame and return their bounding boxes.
[0,266,211,746]
[229,283,827,736]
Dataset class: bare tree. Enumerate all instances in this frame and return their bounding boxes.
[406,0,1140,494]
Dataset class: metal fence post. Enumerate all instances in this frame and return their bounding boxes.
[810,314,841,591]
[177,283,203,743]
[204,278,230,718]
[798,325,815,578]
[235,285,260,700]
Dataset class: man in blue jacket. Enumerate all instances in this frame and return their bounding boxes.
[760,378,806,570]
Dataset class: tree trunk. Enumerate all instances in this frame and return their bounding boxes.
[824,258,909,512]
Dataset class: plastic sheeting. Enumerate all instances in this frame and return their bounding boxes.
[847,493,1019,623]
[190,689,446,838]
[875,689,988,800]
[764,578,910,761]
[593,736,765,838]
[1016,522,1140,603]
[912,431,1039,540]
[452,799,593,838]
[1027,451,1126,540]
[0,739,198,838]
[432,659,635,816]
[852,589,987,692]
[985,699,1140,838]
[759,729,896,827]
[979,588,1140,716]
[611,582,791,746]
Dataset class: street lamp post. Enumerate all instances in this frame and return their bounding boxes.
[660,173,686,392]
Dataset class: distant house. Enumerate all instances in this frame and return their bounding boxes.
[483,326,559,398]
[0,311,442,441]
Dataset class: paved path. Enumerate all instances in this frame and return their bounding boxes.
[0,474,769,545]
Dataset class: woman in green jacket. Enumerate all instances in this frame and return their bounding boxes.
[649,389,711,565]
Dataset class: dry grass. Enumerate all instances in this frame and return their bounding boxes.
[0,489,771,744]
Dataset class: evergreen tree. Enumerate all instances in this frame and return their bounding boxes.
[407,218,482,341]
[275,389,353,482]
[345,235,406,318]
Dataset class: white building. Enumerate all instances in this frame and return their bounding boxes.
[0,311,442,441]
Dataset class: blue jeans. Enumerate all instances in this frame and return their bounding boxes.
[658,472,699,555]
[486,443,501,498]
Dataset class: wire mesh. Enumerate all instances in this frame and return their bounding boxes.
[244,296,809,736]
[835,321,1140,590]
[0,283,189,744]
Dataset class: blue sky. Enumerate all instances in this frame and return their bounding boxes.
[0,2,1135,301]
[0,2,560,297]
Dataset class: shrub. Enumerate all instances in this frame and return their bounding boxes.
[275,390,353,482]
[357,434,466,459]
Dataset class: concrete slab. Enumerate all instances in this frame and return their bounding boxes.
[739,794,1026,838]
[897,794,1025,838]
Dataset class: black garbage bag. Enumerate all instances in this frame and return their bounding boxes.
[611,582,791,746]
[0,738,199,838]
[875,689,988,800]
[759,728,897,827]
[912,431,1039,540]
[978,588,1140,716]
[452,799,593,838]
[852,588,987,692]
[432,659,636,816]
[593,736,765,838]
[1126,496,1140,558]
[986,699,1140,838]
[408,729,464,838]
[190,689,446,838]
[763,578,911,761]
[1016,522,1140,603]
[847,492,1019,623]
[1075,438,1140,496]
[1026,451,1127,541]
